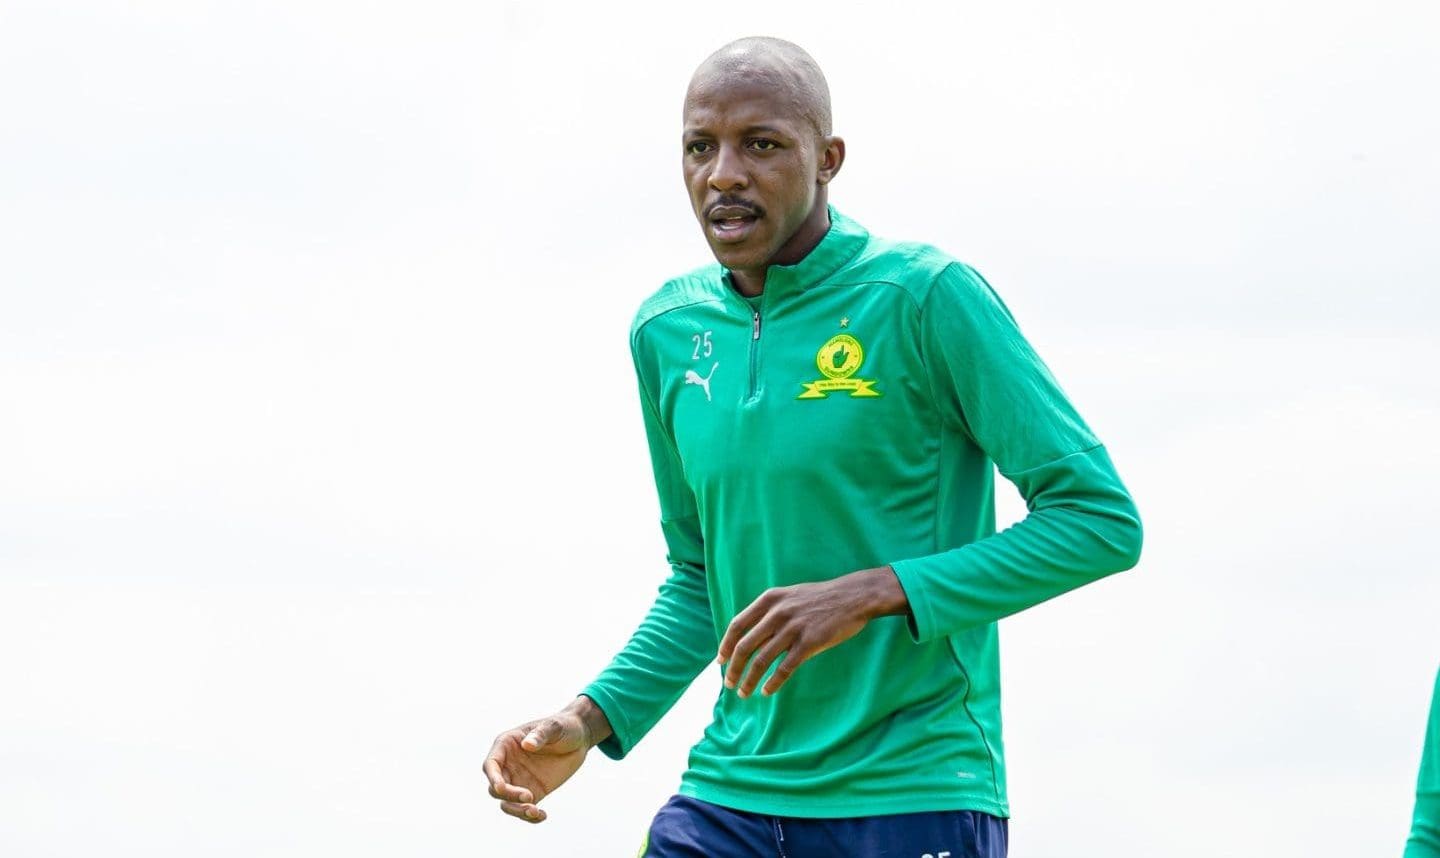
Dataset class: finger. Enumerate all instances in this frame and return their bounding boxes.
[488,778,535,804]
[717,596,767,665]
[739,631,796,698]
[761,645,810,696]
[719,588,789,664]
[483,752,506,791]
[483,756,508,798]
[500,800,548,824]
[483,756,535,804]
[487,780,534,804]
[725,615,782,690]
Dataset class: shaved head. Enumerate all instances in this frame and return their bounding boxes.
[687,37,832,139]
[680,37,845,294]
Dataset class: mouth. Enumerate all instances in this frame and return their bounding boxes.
[706,203,763,244]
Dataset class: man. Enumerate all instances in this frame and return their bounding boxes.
[1407,666,1440,857]
[484,37,1142,857]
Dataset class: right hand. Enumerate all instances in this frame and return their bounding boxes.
[483,698,610,824]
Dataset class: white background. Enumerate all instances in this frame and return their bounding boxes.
[2,1,1438,856]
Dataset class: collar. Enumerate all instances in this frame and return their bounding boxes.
[725,206,869,300]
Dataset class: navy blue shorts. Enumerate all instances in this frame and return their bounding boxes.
[640,794,1008,858]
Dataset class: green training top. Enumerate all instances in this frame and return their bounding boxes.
[1407,667,1440,857]
[581,208,1142,818]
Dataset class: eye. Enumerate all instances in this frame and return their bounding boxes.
[685,141,713,155]
[748,139,779,151]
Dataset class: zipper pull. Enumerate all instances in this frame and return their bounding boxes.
[752,311,761,340]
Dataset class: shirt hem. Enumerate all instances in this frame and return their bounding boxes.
[678,780,1010,820]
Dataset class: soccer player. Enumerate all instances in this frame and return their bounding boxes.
[484,37,1143,857]
[1407,666,1440,857]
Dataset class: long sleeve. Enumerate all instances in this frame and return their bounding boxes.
[580,352,715,760]
[889,262,1143,643]
[1407,667,1440,857]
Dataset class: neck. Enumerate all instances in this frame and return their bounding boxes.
[729,198,831,297]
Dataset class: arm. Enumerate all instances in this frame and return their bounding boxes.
[1407,667,1440,857]
[579,349,717,759]
[888,262,1142,642]
[483,344,715,823]
[718,263,1141,694]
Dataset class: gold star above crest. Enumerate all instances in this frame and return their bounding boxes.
[839,316,850,328]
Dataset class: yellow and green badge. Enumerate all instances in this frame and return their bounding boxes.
[798,334,882,399]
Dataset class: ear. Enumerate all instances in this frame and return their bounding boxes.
[816,136,845,185]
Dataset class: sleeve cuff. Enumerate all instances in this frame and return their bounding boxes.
[578,683,632,761]
[889,558,939,644]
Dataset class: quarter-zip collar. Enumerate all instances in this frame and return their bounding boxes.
[723,206,869,301]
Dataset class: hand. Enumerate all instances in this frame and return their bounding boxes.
[483,696,612,824]
[717,566,909,698]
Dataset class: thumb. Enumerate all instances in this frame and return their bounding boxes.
[520,718,560,752]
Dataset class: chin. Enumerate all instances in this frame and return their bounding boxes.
[707,241,772,272]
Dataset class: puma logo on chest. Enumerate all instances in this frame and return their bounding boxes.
[684,362,719,401]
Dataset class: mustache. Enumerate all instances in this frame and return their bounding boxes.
[704,196,765,219]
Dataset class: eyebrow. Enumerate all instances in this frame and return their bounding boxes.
[683,123,795,138]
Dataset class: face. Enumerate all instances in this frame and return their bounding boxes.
[682,74,839,274]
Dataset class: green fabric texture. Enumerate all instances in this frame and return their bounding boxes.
[1408,667,1440,857]
[581,208,1142,818]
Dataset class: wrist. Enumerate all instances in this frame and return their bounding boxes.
[566,695,614,748]
[853,566,910,621]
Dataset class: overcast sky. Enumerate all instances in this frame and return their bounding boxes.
[2,1,1438,856]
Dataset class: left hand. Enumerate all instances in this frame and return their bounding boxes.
[717,566,909,698]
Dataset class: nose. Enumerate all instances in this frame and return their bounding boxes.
[707,143,748,193]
